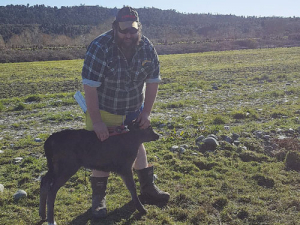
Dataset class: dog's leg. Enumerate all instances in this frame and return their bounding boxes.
[120,170,147,214]
[47,168,79,224]
[39,172,52,220]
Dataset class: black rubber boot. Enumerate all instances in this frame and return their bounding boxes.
[90,176,108,219]
[136,166,170,203]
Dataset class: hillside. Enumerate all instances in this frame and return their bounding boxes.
[1,5,300,62]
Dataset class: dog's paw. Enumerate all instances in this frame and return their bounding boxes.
[48,222,57,225]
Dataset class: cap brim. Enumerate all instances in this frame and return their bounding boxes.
[119,21,138,30]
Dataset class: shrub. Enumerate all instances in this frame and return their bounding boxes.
[212,115,226,124]
[232,111,246,119]
[212,197,228,210]
[25,95,41,102]
[252,174,275,188]
[13,103,25,111]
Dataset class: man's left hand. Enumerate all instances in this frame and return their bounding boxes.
[136,111,151,129]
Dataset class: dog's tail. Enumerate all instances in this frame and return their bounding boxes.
[44,134,55,173]
[39,135,56,220]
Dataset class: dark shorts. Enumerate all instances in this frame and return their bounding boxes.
[124,104,144,125]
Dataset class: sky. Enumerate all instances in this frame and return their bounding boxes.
[1,0,300,18]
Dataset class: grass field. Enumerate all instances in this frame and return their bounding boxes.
[0,47,300,225]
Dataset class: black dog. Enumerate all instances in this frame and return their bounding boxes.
[39,122,159,224]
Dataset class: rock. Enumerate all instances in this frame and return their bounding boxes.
[232,133,240,140]
[197,120,203,125]
[180,144,189,148]
[278,135,288,140]
[221,135,233,144]
[276,128,284,133]
[207,134,218,140]
[254,131,263,139]
[199,137,219,152]
[170,145,179,152]
[0,184,4,193]
[233,140,241,146]
[0,150,4,154]
[224,126,230,130]
[286,128,294,134]
[195,135,205,145]
[13,157,23,164]
[34,138,42,142]
[14,190,27,201]
[263,135,271,140]
[285,151,300,171]
[185,116,192,120]
[179,147,186,154]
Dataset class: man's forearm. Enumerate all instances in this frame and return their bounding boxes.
[143,83,159,115]
[84,84,102,124]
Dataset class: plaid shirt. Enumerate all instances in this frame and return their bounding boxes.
[82,30,161,115]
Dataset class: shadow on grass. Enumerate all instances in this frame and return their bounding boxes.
[69,196,168,225]
[69,200,140,225]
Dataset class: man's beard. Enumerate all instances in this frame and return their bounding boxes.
[115,32,141,50]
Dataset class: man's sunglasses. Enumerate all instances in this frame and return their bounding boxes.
[118,26,138,34]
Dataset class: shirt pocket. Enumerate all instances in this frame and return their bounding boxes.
[105,57,128,84]
[132,59,155,82]
[106,58,119,77]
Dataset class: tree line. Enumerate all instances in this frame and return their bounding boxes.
[1,4,300,62]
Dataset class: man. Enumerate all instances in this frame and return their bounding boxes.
[81,6,170,219]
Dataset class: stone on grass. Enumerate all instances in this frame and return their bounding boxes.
[0,184,4,193]
[195,135,205,146]
[14,190,27,201]
[0,150,4,154]
[34,138,42,142]
[13,157,23,164]
[179,147,186,154]
[224,126,230,130]
[199,137,219,152]
[185,116,192,120]
[207,134,218,140]
[232,133,240,140]
[170,145,179,152]
[221,135,233,144]
[285,151,300,171]
[233,140,240,146]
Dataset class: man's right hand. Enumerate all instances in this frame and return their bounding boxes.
[93,121,109,141]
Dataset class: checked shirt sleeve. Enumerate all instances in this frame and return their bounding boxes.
[146,45,162,84]
[81,40,107,87]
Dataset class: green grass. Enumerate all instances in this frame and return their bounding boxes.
[1,47,300,224]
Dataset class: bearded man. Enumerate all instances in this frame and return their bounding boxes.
[81,6,170,219]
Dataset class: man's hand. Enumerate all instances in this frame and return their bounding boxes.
[136,111,151,129]
[93,121,109,141]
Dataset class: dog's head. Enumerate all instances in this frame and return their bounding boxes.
[127,121,159,142]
